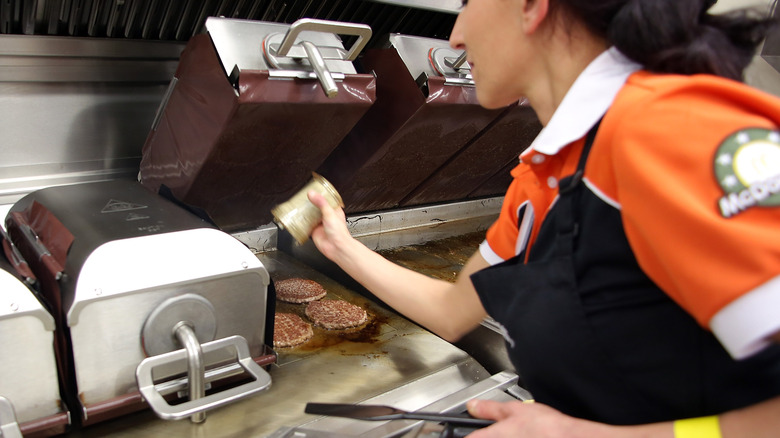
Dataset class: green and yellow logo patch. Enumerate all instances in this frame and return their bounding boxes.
[715,128,780,218]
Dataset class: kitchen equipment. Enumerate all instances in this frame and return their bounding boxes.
[400,98,540,206]
[139,17,377,232]
[272,172,344,245]
[4,179,275,427]
[469,160,520,199]
[0,232,69,437]
[317,34,539,214]
[271,367,520,438]
[25,208,522,438]
[0,2,535,437]
[304,403,494,427]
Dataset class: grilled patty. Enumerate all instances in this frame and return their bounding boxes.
[305,300,368,330]
[275,278,327,303]
[273,313,314,348]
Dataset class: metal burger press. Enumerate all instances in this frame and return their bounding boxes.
[3,179,275,431]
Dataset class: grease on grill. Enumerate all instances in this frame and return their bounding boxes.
[297,312,388,352]
[379,231,483,282]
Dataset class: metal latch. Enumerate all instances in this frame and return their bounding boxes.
[262,18,372,98]
[428,47,473,86]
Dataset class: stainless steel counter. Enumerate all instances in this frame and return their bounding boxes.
[41,196,519,437]
[70,248,512,437]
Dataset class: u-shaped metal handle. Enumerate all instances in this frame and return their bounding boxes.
[136,335,272,421]
[275,18,372,61]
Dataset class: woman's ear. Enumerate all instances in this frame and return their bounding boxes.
[522,0,550,34]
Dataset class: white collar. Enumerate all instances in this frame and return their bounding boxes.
[525,47,641,156]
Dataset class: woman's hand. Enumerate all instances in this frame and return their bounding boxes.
[307,190,352,262]
[306,189,489,341]
[465,399,680,438]
[465,399,615,438]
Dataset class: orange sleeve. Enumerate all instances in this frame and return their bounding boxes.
[602,73,780,327]
[484,164,525,261]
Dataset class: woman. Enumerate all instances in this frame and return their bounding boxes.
[308,0,780,436]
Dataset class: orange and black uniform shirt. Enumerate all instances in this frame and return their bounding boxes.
[480,68,780,360]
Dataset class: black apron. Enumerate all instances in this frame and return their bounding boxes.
[471,121,780,425]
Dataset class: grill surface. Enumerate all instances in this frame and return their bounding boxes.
[68,248,496,437]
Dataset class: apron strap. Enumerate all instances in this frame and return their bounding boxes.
[553,118,603,254]
[559,118,602,195]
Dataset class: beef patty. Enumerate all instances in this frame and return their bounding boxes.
[273,313,314,348]
[275,278,327,303]
[305,300,368,330]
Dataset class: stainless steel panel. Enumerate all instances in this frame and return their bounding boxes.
[61,223,271,407]
[0,269,61,423]
[276,371,519,437]
[386,34,465,81]
[0,35,184,206]
[70,271,269,406]
[761,2,780,74]
[348,197,500,251]
[369,0,460,14]
[0,35,184,66]
[205,17,359,76]
[232,197,502,253]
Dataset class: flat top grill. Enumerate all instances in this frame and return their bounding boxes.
[71,244,494,437]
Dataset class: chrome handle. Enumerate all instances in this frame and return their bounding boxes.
[276,18,372,61]
[136,335,272,421]
[301,41,338,98]
[447,52,468,70]
[173,322,206,423]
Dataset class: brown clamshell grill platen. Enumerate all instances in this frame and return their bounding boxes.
[402,101,542,206]
[317,35,541,214]
[139,19,377,232]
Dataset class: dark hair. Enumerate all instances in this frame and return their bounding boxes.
[550,0,778,80]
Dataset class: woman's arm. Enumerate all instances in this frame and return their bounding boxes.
[308,190,489,341]
[465,395,780,438]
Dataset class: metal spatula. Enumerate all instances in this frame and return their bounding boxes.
[304,402,495,427]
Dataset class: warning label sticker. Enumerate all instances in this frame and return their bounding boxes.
[101,199,148,213]
[125,212,150,221]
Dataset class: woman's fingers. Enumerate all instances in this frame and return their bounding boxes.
[467,399,515,421]
[308,190,329,210]
[308,190,345,223]
[464,399,584,438]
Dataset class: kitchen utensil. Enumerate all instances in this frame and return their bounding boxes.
[272,172,344,244]
[304,402,495,427]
